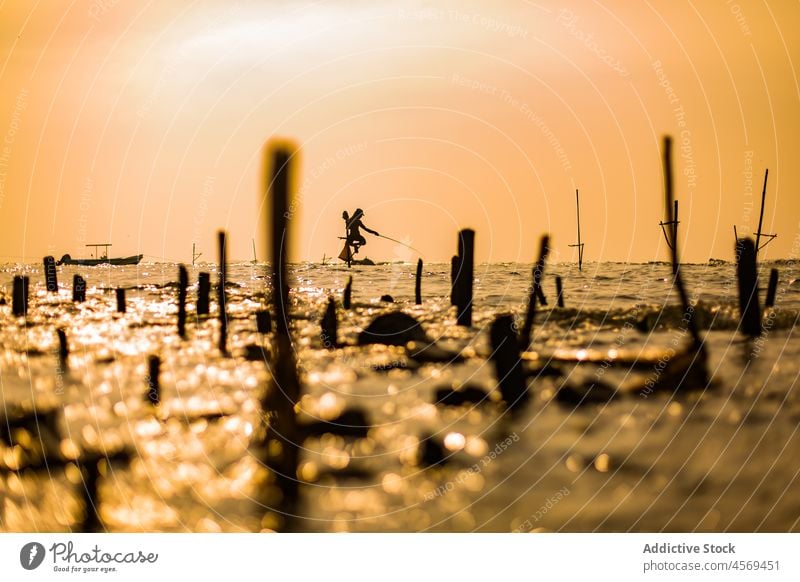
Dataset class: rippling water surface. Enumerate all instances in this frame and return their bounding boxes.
[1,260,799,532]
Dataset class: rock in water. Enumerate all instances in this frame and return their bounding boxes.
[407,341,463,364]
[242,344,270,362]
[358,312,428,346]
[434,384,491,406]
[302,409,370,438]
[556,381,617,405]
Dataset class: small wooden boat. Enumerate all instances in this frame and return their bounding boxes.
[57,244,142,266]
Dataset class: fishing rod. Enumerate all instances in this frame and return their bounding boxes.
[376,234,421,255]
[337,233,421,255]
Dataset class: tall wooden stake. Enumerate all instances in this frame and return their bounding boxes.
[567,189,585,270]
[263,142,301,527]
[116,288,126,313]
[57,328,69,372]
[756,169,767,257]
[415,258,423,305]
[754,169,777,258]
[343,276,352,309]
[490,315,527,408]
[192,243,202,266]
[662,136,702,349]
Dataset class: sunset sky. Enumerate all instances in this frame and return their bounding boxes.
[0,1,798,263]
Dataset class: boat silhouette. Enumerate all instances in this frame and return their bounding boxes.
[57,244,142,266]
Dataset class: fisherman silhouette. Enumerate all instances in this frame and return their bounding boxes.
[343,208,379,255]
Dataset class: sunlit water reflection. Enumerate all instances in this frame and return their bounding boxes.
[1,260,799,531]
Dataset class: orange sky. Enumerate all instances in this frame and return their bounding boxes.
[0,1,798,263]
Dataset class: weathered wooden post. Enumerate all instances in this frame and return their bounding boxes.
[197,272,210,316]
[146,355,160,406]
[57,328,69,372]
[754,169,778,259]
[520,235,550,349]
[455,230,474,327]
[415,258,423,305]
[535,285,547,306]
[555,276,564,308]
[736,238,761,337]
[673,199,679,251]
[765,268,779,308]
[343,276,352,309]
[43,256,58,292]
[217,231,228,353]
[12,275,29,317]
[115,288,126,313]
[490,315,527,407]
[177,265,188,339]
[72,275,86,303]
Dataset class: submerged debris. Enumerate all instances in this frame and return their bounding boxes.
[358,312,428,346]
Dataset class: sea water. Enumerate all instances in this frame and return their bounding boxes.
[1,260,799,532]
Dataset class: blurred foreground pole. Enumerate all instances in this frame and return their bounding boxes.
[263,141,301,527]
[12,275,29,317]
[415,258,423,305]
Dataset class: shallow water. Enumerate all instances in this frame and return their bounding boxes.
[1,259,799,532]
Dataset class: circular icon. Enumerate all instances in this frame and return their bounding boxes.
[20,542,46,570]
